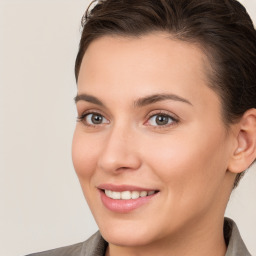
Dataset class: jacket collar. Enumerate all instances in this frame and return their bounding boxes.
[80,231,107,256]
[224,217,251,256]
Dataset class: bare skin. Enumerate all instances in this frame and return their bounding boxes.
[72,32,256,256]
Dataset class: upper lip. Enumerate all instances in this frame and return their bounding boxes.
[97,184,159,192]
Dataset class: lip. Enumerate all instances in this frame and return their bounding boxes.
[98,184,159,213]
[98,183,157,192]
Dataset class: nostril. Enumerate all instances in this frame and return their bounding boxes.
[117,166,130,170]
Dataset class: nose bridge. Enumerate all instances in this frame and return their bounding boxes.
[98,121,141,172]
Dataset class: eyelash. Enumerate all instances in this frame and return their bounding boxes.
[77,110,179,129]
[77,110,108,128]
[145,110,179,129]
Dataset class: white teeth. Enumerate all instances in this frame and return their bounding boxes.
[112,191,121,199]
[104,190,156,200]
[105,190,112,198]
[121,191,131,200]
[131,191,140,199]
[140,191,147,197]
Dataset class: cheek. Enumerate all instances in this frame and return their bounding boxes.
[143,126,229,195]
[140,130,230,227]
[72,128,99,181]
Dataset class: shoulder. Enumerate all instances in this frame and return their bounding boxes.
[25,242,83,256]
[26,231,108,256]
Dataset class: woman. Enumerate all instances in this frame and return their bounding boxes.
[27,0,256,255]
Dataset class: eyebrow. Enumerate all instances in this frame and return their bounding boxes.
[74,94,105,106]
[74,93,192,107]
[134,93,193,107]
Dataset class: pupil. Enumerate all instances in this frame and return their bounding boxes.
[92,114,103,124]
[156,115,168,125]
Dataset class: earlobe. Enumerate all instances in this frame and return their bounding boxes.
[228,108,256,174]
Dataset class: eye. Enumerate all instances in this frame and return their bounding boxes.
[147,113,177,127]
[78,112,109,126]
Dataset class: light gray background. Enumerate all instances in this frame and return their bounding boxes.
[0,1,255,256]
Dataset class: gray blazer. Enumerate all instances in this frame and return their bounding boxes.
[26,218,251,256]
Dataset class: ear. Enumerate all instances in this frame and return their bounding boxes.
[228,108,256,174]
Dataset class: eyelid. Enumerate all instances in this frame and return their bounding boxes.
[77,108,109,119]
[145,110,179,120]
[77,109,110,126]
[144,110,179,127]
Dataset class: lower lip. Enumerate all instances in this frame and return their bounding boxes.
[99,190,158,213]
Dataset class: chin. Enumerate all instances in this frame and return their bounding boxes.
[102,231,154,247]
[99,221,159,247]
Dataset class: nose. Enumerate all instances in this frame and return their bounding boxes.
[97,125,141,173]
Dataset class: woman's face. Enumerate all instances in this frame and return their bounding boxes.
[72,33,235,247]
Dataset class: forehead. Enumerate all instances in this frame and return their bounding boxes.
[77,33,218,109]
[78,32,210,85]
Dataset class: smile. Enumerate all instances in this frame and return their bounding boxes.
[98,185,159,213]
[104,190,157,200]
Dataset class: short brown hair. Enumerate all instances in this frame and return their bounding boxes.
[75,0,256,187]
